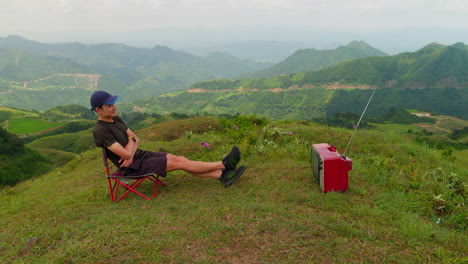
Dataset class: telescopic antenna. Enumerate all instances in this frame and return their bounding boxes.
[323,111,338,148]
[342,72,385,157]
[316,90,339,149]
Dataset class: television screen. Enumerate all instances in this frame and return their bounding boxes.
[311,147,322,184]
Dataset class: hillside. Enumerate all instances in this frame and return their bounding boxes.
[0,105,97,175]
[241,41,387,78]
[0,127,54,185]
[0,106,40,122]
[0,48,94,82]
[298,42,468,88]
[124,86,467,120]
[0,116,466,262]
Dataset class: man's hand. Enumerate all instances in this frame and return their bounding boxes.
[119,157,134,168]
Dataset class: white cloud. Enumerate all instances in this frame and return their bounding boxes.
[0,0,466,45]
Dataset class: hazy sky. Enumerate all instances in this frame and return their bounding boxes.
[1,0,467,51]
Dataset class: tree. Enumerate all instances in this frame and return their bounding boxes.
[0,127,24,155]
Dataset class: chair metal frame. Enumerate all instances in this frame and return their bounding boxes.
[102,148,166,201]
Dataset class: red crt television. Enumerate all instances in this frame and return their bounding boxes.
[311,143,352,192]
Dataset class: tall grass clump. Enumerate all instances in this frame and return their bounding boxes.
[345,128,467,231]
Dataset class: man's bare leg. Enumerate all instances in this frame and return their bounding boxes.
[166,154,224,175]
[191,171,223,178]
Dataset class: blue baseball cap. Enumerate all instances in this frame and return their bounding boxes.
[90,90,120,111]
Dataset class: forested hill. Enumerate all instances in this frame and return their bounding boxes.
[192,42,468,91]
[0,48,94,82]
[241,40,388,78]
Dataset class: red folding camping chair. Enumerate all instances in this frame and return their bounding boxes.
[102,148,166,201]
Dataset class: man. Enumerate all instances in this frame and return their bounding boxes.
[91,90,245,187]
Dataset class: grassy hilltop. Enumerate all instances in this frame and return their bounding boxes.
[0,116,466,263]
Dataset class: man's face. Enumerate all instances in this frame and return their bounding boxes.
[97,104,117,118]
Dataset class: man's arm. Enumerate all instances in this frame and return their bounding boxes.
[126,128,140,154]
[107,129,140,167]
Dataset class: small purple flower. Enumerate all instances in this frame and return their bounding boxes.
[285,131,292,135]
[232,126,239,130]
[201,142,211,149]
[352,124,357,129]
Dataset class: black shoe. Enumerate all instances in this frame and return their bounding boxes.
[219,165,246,188]
[222,146,241,170]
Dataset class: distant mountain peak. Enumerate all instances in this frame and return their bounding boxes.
[1,35,37,44]
[343,40,370,48]
[416,42,446,54]
[450,42,467,50]
[239,40,387,78]
[5,35,28,40]
[338,41,387,55]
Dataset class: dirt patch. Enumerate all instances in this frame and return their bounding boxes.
[187,88,230,93]
[324,82,374,89]
[384,79,398,88]
[270,88,283,92]
[0,89,14,94]
[435,76,468,88]
[132,106,146,112]
[34,125,65,134]
[187,82,376,93]
[413,123,451,133]
[402,80,427,89]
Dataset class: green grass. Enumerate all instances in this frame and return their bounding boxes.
[27,129,94,154]
[0,117,466,263]
[0,107,40,119]
[7,118,64,134]
[438,117,468,131]
[33,148,78,167]
[373,123,415,133]
[375,114,468,136]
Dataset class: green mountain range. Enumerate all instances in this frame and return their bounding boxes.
[0,36,466,120]
[126,43,467,119]
[241,41,388,78]
[0,35,272,110]
[0,35,271,87]
[192,42,468,91]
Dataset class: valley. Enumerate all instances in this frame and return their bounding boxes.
[1,38,466,185]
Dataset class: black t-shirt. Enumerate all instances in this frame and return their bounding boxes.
[93,116,141,168]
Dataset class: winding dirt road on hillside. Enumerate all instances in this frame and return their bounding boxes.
[21,73,101,88]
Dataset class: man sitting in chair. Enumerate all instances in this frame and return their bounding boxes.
[91,90,245,187]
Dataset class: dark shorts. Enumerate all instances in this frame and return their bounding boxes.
[123,150,168,177]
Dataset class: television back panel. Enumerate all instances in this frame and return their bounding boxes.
[311,143,352,192]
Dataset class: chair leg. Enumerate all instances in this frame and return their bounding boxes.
[108,178,117,201]
[147,175,166,199]
[114,178,152,201]
[107,175,167,202]
[152,182,158,199]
